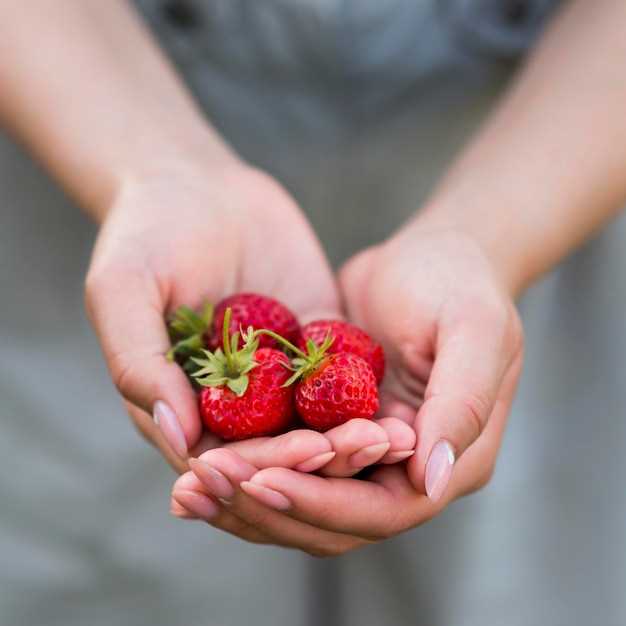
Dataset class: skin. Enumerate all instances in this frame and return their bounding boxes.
[2,0,626,555]
[0,3,413,477]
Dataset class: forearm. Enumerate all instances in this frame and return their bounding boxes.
[413,0,626,296]
[0,0,235,221]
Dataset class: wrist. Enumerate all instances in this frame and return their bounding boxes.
[94,131,243,224]
[396,205,529,299]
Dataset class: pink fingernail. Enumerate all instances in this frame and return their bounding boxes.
[189,459,234,500]
[382,449,415,464]
[153,401,187,457]
[425,440,455,502]
[240,481,291,511]
[294,451,336,473]
[172,490,219,520]
[349,442,390,469]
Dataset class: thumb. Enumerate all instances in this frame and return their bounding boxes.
[85,265,202,458]
[408,315,520,501]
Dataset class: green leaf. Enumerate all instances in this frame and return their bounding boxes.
[195,374,229,387]
[166,333,205,362]
[168,302,213,338]
[226,375,249,397]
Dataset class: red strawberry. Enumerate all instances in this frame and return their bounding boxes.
[212,293,300,350]
[295,353,379,431]
[254,330,379,431]
[298,319,385,383]
[193,308,294,441]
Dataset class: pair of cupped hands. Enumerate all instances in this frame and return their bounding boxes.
[85,160,523,556]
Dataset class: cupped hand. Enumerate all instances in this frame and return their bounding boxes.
[172,224,523,555]
[85,159,413,473]
[340,225,524,500]
[85,159,341,471]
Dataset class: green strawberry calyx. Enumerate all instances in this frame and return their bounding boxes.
[251,329,334,387]
[191,307,259,397]
[166,301,214,362]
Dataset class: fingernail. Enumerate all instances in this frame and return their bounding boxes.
[349,442,390,469]
[240,481,291,511]
[294,451,336,473]
[153,401,187,457]
[188,459,234,501]
[382,449,415,464]
[172,490,219,520]
[425,440,455,502]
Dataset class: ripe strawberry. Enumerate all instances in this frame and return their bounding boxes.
[298,319,385,383]
[212,293,300,350]
[256,330,379,431]
[192,308,294,441]
[294,352,379,431]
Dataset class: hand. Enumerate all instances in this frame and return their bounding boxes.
[85,158,341,471]
[171,416,415,554]
[85,158,413,473]
[171,224,522,555]
[340,224,524,499]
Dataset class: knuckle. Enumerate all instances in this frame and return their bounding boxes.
[460,391,492,437]
[84,264,118,302]
[199,447,237,465]
[280,430,314,454]
[109,351,140,400]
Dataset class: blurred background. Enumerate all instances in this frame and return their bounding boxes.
[1,1,625,625]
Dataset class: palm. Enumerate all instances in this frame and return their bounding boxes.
[109,167,339,318]
[94,165,341,469]
[339,240,446,423]
[340,229,522,493]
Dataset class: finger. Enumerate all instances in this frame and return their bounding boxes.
[319,418,390,477]
[240,465,428,539]
[317,417,414,475]
[409,314,521,501]
[171,472,271,544]
[445,353,522,499]
[170,498,198,520]
[223,429,335,473]
[125,401,190,474]
[189,449,366,554]
[85,265,201,456]
[375,417,416,464]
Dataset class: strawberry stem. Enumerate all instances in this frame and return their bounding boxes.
[222,307,235,371]
[252,329,307,358]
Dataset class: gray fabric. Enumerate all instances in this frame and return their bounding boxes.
[4,1,626,625]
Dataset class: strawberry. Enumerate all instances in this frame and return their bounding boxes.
[212,293,300,350]
[294,352,379,431]
[192,308,294,441]
[298,319,385,383]
[256,330,379,431]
